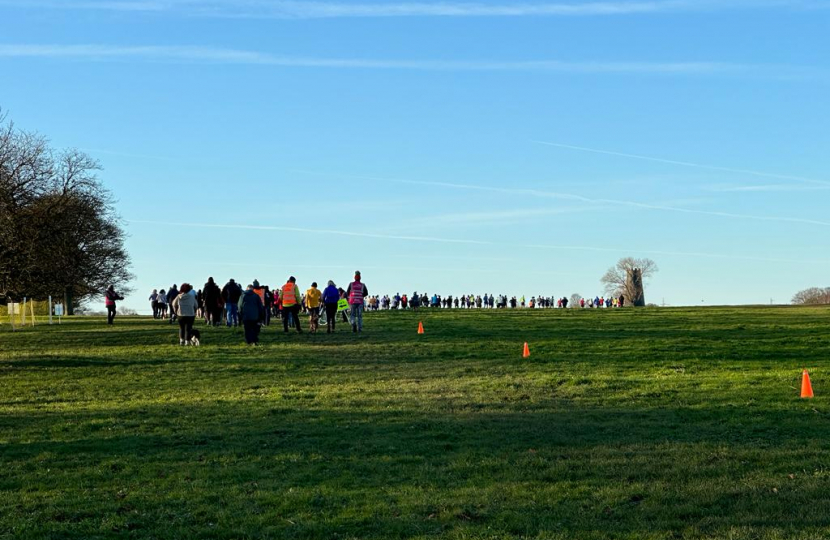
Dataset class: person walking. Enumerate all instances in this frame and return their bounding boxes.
[239,284,265,345]
[104,285,124,325]
[322,280,340,333]
[203,277,222,326]
[222,278,242,327]
[149,289,159,319]
[171,283,198,345]
[345,271,368,333]
[157,289,168,319]
[305,282,322,334]
[280,276,303,333]
[263,287,274,326]
[166,285,179,324]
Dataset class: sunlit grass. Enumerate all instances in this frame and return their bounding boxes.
[1,306,829,539]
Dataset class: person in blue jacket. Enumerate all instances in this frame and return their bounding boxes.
[322,280,340,334]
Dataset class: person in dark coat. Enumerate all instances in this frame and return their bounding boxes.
[166,285,179,324]
[222,278,242,327]
[203,277,222,326]
[238,284,264,345]
[104,285,124,325]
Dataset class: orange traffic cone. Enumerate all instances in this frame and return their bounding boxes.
[523,342,530,358]
[801,369,814,399]
[417,322,424,335]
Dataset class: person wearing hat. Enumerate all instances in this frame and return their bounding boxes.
[280,276,303,333]
[345,270,369,333]
[305,282,322,333]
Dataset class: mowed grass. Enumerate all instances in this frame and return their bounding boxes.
[1,306,829,540]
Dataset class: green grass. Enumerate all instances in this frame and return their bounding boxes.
[1,306,829,539]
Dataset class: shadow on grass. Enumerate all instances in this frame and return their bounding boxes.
[3,401,830,538]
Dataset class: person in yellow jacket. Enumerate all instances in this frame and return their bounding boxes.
[280,276,303,333]
[305,282,322,333]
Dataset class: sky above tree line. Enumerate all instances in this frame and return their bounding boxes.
[2,0,828,312]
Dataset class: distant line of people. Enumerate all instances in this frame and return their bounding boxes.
[331,293,625,310]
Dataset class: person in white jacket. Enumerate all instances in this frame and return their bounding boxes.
[172,283,198,345]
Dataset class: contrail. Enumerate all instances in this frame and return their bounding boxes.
[126,219,830,265]
[533,141,830,186]
[166,260,579,278]
[291,170,830,228]
[0,0,822,18]
[126,219,493,245]
[0,44,762,75]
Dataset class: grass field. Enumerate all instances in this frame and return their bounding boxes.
[1,306,829,539]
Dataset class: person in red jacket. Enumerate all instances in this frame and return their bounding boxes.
[345,270,368,333]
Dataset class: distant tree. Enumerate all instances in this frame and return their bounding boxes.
[0,110,132,312]
[601,257,658,306]
[792,287,830,305]
[569,293,582,308]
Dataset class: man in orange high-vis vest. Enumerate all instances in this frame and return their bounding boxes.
[281,276,303,333]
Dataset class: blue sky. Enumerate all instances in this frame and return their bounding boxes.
[2,0,828,312]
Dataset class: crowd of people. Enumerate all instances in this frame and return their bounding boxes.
[359,293,625,310]
[143,271,370,345]
[105,273,629,346]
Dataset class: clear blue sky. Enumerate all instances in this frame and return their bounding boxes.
[2,0,828,312]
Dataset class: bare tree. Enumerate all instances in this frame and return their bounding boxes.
[0,110,132,312]
[569,293,582,308]
[792,287,830,305]
[601,257,658,306]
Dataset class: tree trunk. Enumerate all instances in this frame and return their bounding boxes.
[64,287,75,316]
[627,268,646,307]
